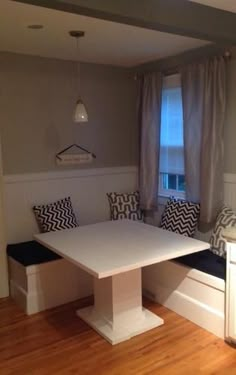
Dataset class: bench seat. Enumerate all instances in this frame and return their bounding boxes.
[8,240,93,315]
[7,240,61,266]
[174,250,226,280]
[142,250,225,339]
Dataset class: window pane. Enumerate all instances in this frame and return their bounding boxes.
[162,173,168,190]
[178,175,186,192]
[161,87,183,148]
[159,75,185,177]
[168,174,177,190]
[159,75,186,197]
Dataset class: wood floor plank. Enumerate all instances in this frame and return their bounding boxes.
[0,297,235,375]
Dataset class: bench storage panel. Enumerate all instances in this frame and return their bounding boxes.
[9,257,93,315]
[8,252,93,315]
[142,259,225,338]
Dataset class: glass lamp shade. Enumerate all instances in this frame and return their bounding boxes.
[74,99,88,123]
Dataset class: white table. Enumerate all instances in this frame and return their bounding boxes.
[35,220,209,345]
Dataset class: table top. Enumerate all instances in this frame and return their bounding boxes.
[34,220,210,279]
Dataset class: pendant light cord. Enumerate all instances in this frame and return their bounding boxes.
[76,36,81,99]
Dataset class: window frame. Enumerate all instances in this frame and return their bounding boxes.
[158,173,186,199]
[158,74,185,200]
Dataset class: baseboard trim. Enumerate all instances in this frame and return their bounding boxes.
[150,283,225,338]
[10,279,92,315]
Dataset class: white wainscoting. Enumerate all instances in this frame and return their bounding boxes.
[224,173,236,211]
[3,166,138,244]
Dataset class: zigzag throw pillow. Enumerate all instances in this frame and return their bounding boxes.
[33,197,78,233]
[107,191,143,221]
[210,206,236,258]
[160,197,200,237]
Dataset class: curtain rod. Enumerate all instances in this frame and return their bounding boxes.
[134,48,232,80]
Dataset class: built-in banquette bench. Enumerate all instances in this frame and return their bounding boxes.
[8,236,226,339]
[7,240,93,315]
[4,168,236,341]
[175,250,226,280]
[142,249,226,339]
[142,197,228,339]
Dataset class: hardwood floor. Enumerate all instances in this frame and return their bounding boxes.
[0,297,235,375]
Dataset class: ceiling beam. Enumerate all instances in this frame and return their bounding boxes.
[13,0,236,45]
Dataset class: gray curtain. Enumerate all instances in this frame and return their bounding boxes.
[181,57,226,223]
[139,72,163,210]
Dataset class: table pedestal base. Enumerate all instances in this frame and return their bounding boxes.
[77,268,163,345]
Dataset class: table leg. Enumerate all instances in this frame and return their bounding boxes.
[77,268,163,345]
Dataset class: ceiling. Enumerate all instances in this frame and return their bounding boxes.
[0,0,209,67]
[189,0,236,13]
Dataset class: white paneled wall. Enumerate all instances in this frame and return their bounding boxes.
[3,166,138,243]
[3,170,236,245]
[224,174,236,211]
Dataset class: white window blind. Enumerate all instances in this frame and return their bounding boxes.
[159,74,184,175]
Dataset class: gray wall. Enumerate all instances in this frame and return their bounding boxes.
[0,52,138,175]
[225,58,236,174]
[1,50,235,176]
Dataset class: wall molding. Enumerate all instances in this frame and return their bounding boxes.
[4,168,234,185]
[4,166,138,184]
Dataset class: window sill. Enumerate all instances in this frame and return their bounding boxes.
[158,192,186,205]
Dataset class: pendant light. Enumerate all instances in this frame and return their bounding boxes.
[69,30,88,123]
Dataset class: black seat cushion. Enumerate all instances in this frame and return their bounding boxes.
[7,240,61,266]
[173,250,226,280]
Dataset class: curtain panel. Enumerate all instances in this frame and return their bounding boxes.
[139,72,163,210]
[181,56,226,224]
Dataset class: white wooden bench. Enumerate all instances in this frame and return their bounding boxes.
[143,257,225,338]
[9,254,93,315]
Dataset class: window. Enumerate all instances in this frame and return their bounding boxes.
[159,74,185,198]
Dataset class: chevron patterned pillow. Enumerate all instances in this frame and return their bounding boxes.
[160,197,200,237]
[107,191,143,221]
[210,207,236,258]
[33,197,78,233]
